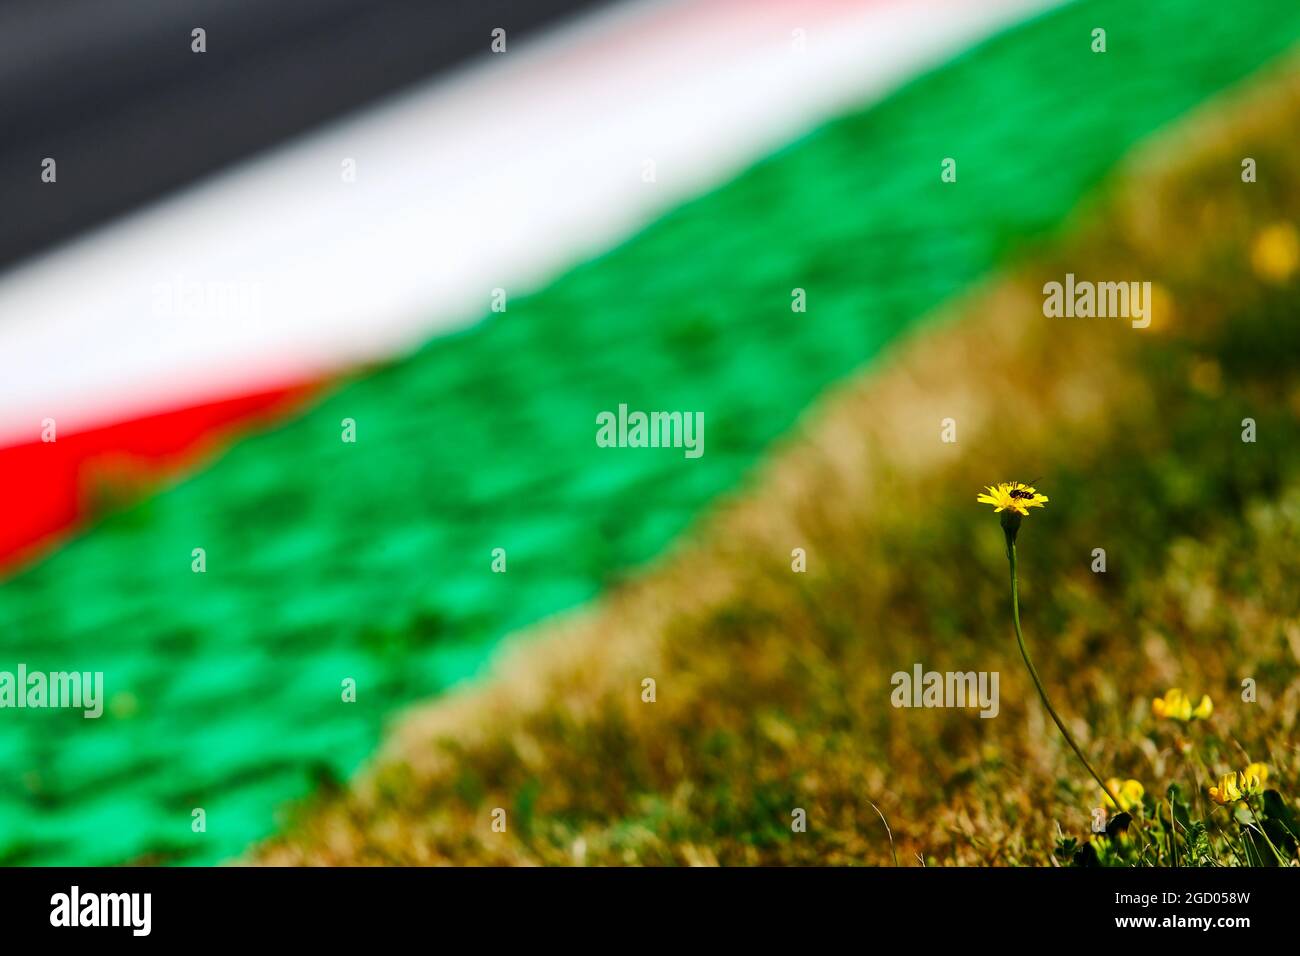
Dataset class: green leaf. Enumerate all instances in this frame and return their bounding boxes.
[1261,789,1298,857]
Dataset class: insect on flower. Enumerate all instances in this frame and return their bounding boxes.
[977,481,1049,516]
[1008,477,1042,500]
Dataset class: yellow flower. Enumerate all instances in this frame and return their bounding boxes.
[1209,763,1269,805]
[1152,688,1180,719]
[1208,773,1242,805]
[1151,688,1212,722]
[977,481,1049,517]
[1251,221,1300,284]
[1152,688,1188,720]
[1102,778,1145,812]
[1240,763,1268,796]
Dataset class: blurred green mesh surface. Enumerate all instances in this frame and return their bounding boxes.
[3,0,1300,864]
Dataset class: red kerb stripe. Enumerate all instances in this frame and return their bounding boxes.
[0,384,317,576]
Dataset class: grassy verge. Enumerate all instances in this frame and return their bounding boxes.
[254,61,1300,866]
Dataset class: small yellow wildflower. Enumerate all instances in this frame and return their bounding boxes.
[976,481,1049,517]
[1209,763,1269,805]
[1240,763,1268,796]
[1251,221,1300,284]
[1151,688,1212,722]
[1102,778,1145,812]
[1208,772,1243,806]
[1151,688,1185,719]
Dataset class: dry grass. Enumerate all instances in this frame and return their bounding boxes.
[253,62,1300,866]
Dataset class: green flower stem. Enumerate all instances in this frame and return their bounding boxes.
[1188,746,1214,813]
[1228,826,1249,867]
[1006,535,1123,811]
[1164,800,1178,867]
[1244,797,1287,865]
[1182,752,1206,821]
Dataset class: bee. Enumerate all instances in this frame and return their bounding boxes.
[1008,478,1041,500]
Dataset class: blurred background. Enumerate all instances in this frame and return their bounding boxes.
[2,0,1298,867]
[0,0,1039,571]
